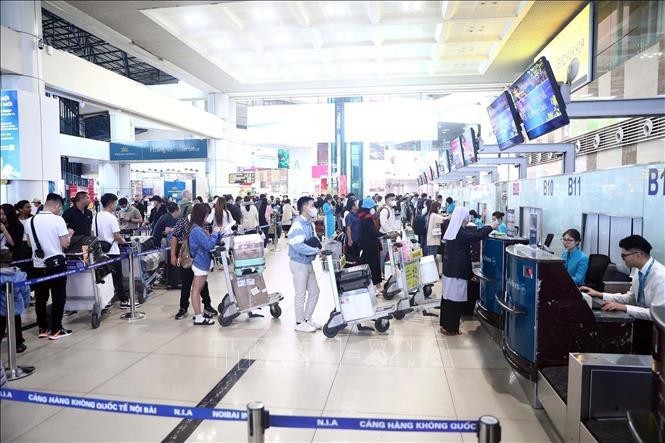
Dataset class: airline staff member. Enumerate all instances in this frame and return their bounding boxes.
[492,211,508,234]
[561,229,589,286]
[581,235,664,320]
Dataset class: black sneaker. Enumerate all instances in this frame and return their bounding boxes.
[120,300,142,309]
[48,328,72,340]
[16,343,27,353]
[38,328,49,338]
[175,308,188,320]
[203,306,218,317]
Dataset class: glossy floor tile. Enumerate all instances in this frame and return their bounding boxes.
[1,243,555,442]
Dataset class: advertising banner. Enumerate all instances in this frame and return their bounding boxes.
[1,90,21,179]
[110,139,208,161]
[277,148,290,169]
[506,209,516,238]
[536,4,591,90]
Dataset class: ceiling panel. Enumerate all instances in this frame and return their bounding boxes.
[57,0,586,95]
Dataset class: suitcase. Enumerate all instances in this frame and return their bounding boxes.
[165,259,181,289]
[335,264,371,293]
[65,235,103,262]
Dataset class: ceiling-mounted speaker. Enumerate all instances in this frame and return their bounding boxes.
[643,118,653,137]
[615,127,624,144]
[593,134,601,149]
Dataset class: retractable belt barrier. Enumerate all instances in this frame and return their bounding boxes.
[0,388,501,442]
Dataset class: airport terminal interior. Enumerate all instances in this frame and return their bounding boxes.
[1,1,664,442]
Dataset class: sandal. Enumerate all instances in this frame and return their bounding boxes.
[193,317,215,326]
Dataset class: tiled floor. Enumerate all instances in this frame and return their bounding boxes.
[1,239,558,442]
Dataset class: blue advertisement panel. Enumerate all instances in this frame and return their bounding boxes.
[505,254,537,362]
[110,139,208,161]
[164,180,186,200]
[1,90,21,179]
[480,237,505,316]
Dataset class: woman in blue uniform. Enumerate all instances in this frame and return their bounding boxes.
[561,228,589,286]
[491,211,507,234]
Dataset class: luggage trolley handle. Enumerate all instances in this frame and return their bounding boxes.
[323,250,342,312]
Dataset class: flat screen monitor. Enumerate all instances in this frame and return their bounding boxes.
[429,166,435,181]
[487,91,524,150]
[509,56,569,140]
[423,173,428,184]
[449,137,465,171]
[460,126,479,166]
[434,161,440,178]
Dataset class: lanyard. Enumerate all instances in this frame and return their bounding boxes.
[637,259,655,305]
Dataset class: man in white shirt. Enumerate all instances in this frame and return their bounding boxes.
[26,193,74,340]
[93,193,135,309]
[581,235,664,320]
[378,193,401,278]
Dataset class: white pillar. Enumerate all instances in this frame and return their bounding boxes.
[1,0,61,204]
[207,93,238,197]
[98,111,134,198]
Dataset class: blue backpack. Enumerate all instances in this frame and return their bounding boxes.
[413,213,427,236]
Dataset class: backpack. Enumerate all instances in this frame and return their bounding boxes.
[413,213,427,235]
[372,206,389,231]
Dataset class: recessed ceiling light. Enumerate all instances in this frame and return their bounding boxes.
[325,3,348,17]
[402,1,422,12]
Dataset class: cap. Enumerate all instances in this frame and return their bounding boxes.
[361,197,376,210]
[32,198,41,204]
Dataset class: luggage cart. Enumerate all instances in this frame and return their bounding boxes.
[121,237,160,303]
[64,258,114,328]
[382,238,440,320]
[321,251,395,338]
[213,240,283,327]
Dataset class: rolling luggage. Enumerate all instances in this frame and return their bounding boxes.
[165,259,181,289]
[335,264,372,293]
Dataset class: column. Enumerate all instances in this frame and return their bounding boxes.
[207,93,238,197]
[1,0,61,204]
[98,111,134,198]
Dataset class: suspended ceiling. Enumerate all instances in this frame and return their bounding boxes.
[46,0,585,97]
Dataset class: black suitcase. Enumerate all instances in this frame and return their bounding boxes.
[335,264,371,292]
[165,259,181,289]
[65,235,103,261]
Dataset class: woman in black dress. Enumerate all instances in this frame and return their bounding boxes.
[356,197,384,292]
[440,207,498,335]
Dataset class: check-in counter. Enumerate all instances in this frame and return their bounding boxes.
[501,244,635,383]
[627,305,665,443]
[473,235,528,330]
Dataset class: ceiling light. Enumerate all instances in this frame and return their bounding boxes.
[252,7,276,22]
[325,3,348,16]
[402,1,422,12]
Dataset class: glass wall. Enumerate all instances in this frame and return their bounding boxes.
[594,0,665,78]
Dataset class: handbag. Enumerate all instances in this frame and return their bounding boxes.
[95,214,114,253]
[177,223,194,269]
[30,216,66,270]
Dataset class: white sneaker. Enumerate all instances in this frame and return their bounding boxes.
[306,320,322,330]
[294,322,316,333]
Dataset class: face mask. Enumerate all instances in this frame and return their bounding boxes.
[370,208,376,215]
[307,207,318,218]
[388,200,396,207]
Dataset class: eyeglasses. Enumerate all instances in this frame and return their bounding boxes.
[620,251,641,259]
[561,238,575,243]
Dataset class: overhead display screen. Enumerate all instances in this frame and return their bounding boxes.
[449,137,465,171]
[487,91,525,151]
[509,57,569,140]
[460,126,478,166]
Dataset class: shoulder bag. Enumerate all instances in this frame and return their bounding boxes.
[177,223,194,269]
[95,214,114,253]
[30,216,66,270]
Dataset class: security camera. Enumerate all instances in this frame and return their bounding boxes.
[37,38,44,50]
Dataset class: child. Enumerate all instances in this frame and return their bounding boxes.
[0,249,31,353]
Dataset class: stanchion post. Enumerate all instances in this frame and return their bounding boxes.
[120,244,145,321]
[247,401,268,443]
[477,415,501,443]
[4,282,35,380]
